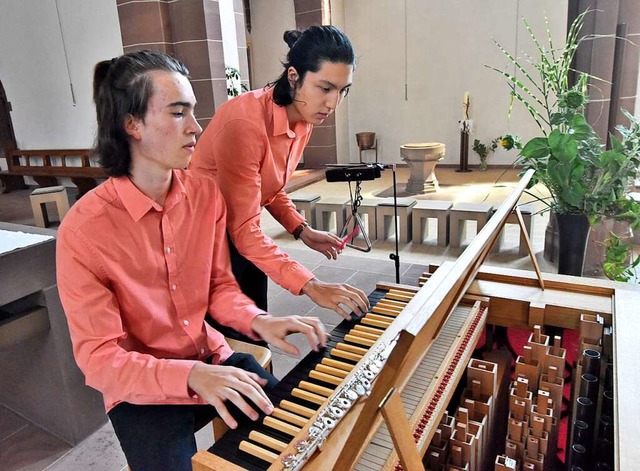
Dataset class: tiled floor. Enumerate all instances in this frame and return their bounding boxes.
[0,170,557,470]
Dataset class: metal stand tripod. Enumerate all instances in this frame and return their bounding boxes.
[340,179,372,253]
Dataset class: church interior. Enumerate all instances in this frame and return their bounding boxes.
[1,1,639,470]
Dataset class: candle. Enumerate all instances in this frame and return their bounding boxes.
[463,91,470,120]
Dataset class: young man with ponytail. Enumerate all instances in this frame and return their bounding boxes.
[191,26,369,332]
[56,50,326,470]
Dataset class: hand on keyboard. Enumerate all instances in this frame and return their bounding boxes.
[301,278,370,319]
[251,314,328,355]
[187,362,273,429]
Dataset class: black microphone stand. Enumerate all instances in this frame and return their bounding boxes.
[388,164,400,283]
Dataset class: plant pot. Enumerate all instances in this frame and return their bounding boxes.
[583,219,633,277]
[356,132,376,150]
[556,213,591,276]
[544,212,559,263]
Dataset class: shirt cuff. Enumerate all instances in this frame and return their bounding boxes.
[236,306,268,341]
[283,210,306,234]
[286,262,315,295]
[158,359,200,400]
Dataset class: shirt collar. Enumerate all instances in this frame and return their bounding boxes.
[269,89,312,139]
[113,170,187,222]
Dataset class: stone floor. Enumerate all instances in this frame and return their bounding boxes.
[0,169,561,470]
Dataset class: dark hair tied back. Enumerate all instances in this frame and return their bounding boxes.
[92,50,189,177]
[272,25,355,107]
[283,30,302,48]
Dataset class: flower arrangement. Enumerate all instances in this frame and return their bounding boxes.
[472,135,519,170]
[490,10,640,224]
[490,9,640,279]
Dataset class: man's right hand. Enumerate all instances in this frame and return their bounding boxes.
[187,362,273,429]
[301,278,370,319]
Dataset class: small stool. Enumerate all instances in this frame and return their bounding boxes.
[412,200,453,246]
[315,196,349,234]
[376,197,417,243]
[354,198,381,240]
[497,204,534,256]
[30,186,70,228]
[290,193,320,228]
[449,202,494,248]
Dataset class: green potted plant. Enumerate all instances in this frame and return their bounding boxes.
[472,135,519,170]
[490,10,640,276]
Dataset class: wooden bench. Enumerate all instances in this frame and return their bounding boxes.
[2,149,106,198]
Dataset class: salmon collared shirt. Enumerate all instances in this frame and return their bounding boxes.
[56,170,265,412]
[190,87,315,295]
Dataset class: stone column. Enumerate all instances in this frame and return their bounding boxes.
[293,0,337,168]
[116,0,247,129]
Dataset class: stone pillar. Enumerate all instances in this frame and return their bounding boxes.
[116,0,239,129]
[293,0,337,168]
[570,0,639,140]
[234,0,251,92]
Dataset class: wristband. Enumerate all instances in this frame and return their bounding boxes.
[293,222,309,240]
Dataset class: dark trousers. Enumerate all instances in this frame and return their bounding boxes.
[108,353,278,471]
[228,234,268,311]
[206,235,269,346]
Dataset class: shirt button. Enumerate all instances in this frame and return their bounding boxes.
[183,320,190,326]
[171,284,177,291]
[200,348,205,354]
[166,247,172,254]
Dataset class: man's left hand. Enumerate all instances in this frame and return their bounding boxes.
[251,314,328,355]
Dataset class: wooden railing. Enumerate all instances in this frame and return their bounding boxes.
[1,149,107,197]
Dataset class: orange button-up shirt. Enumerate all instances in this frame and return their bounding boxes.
[56,170,265,412]
[190,87,315,295]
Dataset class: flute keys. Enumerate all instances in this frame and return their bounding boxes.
[281,453,295,468]
[344,389,358,401]
[294,440,308,453]
[338,397,352,409]
[329,405,345,418]
[322,416,337,428]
